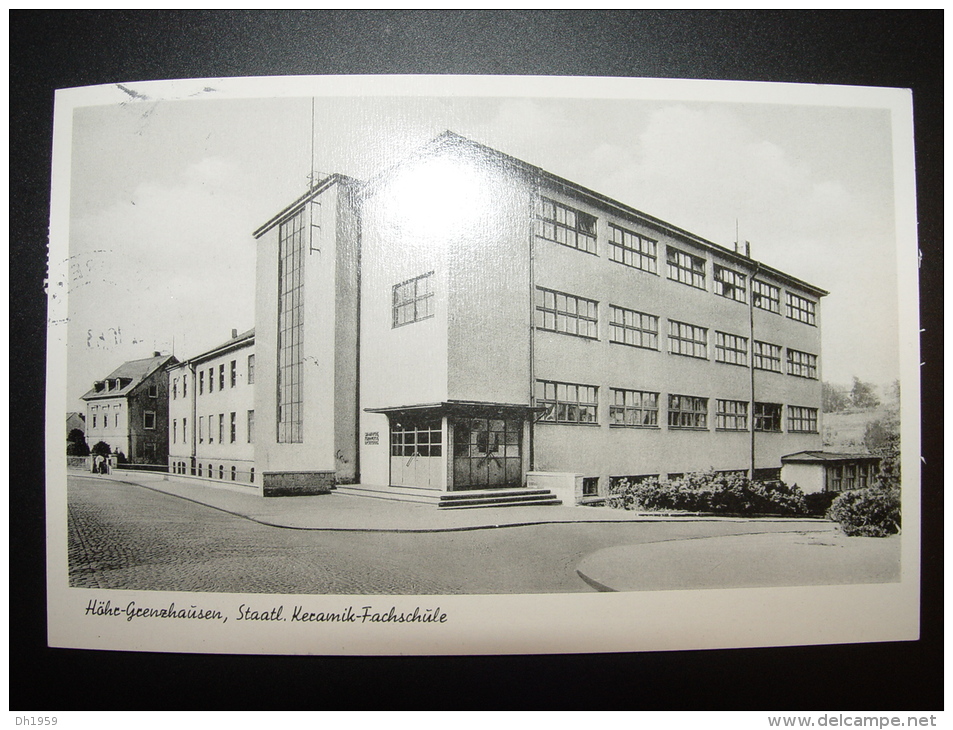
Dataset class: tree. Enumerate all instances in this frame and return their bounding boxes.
[850,376,880,409]
[66,428,90,456]
[90,441,112,457]
[822,382,849,412]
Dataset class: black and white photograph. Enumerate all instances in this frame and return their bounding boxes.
[46,74,919,656]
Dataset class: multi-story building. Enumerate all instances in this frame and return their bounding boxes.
[81,353,177,464]
[245,132,827,504]
[167,329,256,485]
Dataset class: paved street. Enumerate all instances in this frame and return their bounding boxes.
[67,474,842,595]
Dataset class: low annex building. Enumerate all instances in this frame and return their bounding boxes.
[780,451,882,494]
[241,132,828,504]
[81,353,178,465]
[167,329,256,485]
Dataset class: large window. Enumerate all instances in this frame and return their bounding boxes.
[392,271,435,327]
[786,292,817,325]
[608,223,657,273]
[668,320,708,359]
[666,247,706,289]
[668,395,708,429]
[199,371,204,395]
[218,414,224,443]
[144,411,156,430]
[535,197,597,254]
[208,367,214,392]
[219,364,225,390]
[714,264,747,303]
[535,288,598,339]
[208,414,215,443]
[715,331,748,366]
[247,410,255,443]
[752,340,782,372]
[788,406,819,433]
[609,388,659,428]
[754,402,783,432]
[536,380,598,424]
[453,417,522,490]
[277,209,305,443]
[715,400,748,431]
[751,280,781,314]
[609,305,658,350]
[247,354,255,384]
[230,412,237,443]
[230,360,237,388]
[787,349,818,379]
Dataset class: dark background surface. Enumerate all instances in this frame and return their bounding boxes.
[10,10,942,710]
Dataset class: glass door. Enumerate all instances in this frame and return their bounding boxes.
[452,417,523,490]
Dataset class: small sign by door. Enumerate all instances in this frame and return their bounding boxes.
[364,432,379,445]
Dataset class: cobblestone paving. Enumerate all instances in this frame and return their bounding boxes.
[68,475,831,595]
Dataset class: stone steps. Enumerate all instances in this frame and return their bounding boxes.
[333,484,561,509]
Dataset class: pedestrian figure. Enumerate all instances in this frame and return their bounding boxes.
[94,454,104,474]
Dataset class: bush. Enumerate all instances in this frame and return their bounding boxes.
[803,490,839,516]
[90,441,112,457]
[827,487,901,537]
[608,471,807,516]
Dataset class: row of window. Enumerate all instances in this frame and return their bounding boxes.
[535,379,819,433]
[535,289,818,377]
[88,406,157,431]
[173,355,255,400]
[534,197,818,325]
[827,463,878,492]
[171,461,255,483]
[171,410,255,446]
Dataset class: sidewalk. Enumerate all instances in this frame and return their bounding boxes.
[74,468,828,533]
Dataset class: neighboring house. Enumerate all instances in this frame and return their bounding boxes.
[245,132,827,504]
[167,329,256,485]
[81,353,178,464]
[781,451,882,494]
[66,412,86,436]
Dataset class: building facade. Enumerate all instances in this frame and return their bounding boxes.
[81,353,177,464]
[167,329,256,485]
[246,132,826,502]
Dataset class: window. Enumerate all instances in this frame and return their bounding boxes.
[230,412,237,443]
[752,341,782,372]
[715,400,748,431]
[208,415,214,443]
[148,384,158,398]
[535,197,597,254]
[754,402,783,432]
[183,418,187,443]
[668,320,708,359]
[608,223,657,273]
[609,305,659,350]
[535,288,598,339]
[536,380,599,424]
[714,265,746,303]
[452,417,522,489]
[219,414,224,444]
[787,349,818,379]
[115,412,119,428]
[231,466,237,481]
[250,468,255,484]
[247,410,255,443]
[668,395,708,429]
[219,364,225,390]
[173,420,177,444]
[786,292,817,325]
[715,331,748,366]
[751,280,781,314]
[199,371,204,394]
[247,354,255,384]
[788,406,819,433]
[278,209,305,443]
[199,416,204,444]
[230,360,237,387]
[610,388,659,427]
[209,367,214,392]
[391,417,443,457]
[392,271,435,328]
[183,377,187,398]
[666,247,706,289]
[753,467,782,482]
[92,414,97,429]
[144,411,156,430]
[581,477,599,497]
[172,379,178,400]
[610,474,658,488]
[219,465,224,480]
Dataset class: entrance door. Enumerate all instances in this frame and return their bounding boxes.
[452,417,523,491]
[390,416,443,489]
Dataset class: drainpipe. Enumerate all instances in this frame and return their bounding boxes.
[188,361,197,474]
[528,173,540,474]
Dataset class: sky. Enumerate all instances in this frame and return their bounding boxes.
[61,80,906,410]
